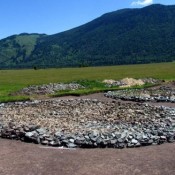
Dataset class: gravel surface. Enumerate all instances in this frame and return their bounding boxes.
[0,97,175,148]
[105,81,175,103]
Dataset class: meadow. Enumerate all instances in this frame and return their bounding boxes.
[0,62,175,102]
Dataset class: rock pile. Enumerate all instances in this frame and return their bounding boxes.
[105,86,175,103]
[0,99,175,148]
[103,78,161,88]
[118,78,145,88]
[142,78,163,84]
[16,83,84,95]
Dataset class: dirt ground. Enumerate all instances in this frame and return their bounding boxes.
[1,85,175,175]
[0,139,174,175]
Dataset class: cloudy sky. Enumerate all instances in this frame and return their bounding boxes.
[0,0,174,39]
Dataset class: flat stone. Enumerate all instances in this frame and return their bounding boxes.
[118,143,125,149]
[99,140,107,148]
[69,139,75,143]
[28,125,39,131]
[117,138,124,143]
[41,140,48,145]
[131,139,138,144]
[89,130,99,138]
[160,136,167,141]
[46,137,53,142]
[127,143,135,148]
[142,134,148,140]
[23,127,30,132]
[36,128,47,135]
[148,139,154,145]
[135,142,141,147]
[91,137,98,142]
[84,135,90,140]
[54,131,62,138]
[110,140,117,145]
[25,132,33,138]
[115,132,121,139]
[93,142,98,148]
[62,140,69,145]
[33,137,40,144]
[49,141,60,147]
[121,132,127,139]
[128,135,133,140]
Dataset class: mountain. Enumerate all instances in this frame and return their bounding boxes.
[0,4,175,68]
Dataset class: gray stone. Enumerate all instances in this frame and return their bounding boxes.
[90,137,98,142]
[110,140,117,145]
[25,132,33,138]
[28,125,39,131]
[148,139,153,144]
[24,127,30,132]
[46,137,54,142]
[117,138,124,143]
[127,143,135,148]
[160,136,167,141]
[117,143,125,149]
[89,130,99,138]
[62,140,69,145]
[128,135,133,140]
[69,139,75,143]
[121,132,127,139]
[76,137,85,142]
[114,133,121,139]
[142,134,148,140]
[135,142,141,147]
[49,141,60,147]
[131,139,138,144]
[100,134,105,139]
[33,137,40,144]
[84,135,90,140]
[41,140,48,145]
[36,128,47,135]
[93,142,98,148]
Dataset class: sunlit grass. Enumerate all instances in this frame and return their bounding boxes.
[0,62,175,102]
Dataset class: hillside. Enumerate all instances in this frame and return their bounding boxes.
[0,4,175,68]
[0,33,46,68]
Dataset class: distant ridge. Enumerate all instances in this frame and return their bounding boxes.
[0,4,175,68]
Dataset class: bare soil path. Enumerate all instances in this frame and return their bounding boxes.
[0,139,175,175]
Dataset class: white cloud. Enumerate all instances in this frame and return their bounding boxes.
[131,0,153,6]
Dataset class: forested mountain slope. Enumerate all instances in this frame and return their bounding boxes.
[0,4,175,68]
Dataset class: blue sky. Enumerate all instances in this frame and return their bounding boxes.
[0,0,174,39]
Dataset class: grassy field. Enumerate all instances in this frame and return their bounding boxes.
[0,62,175,102]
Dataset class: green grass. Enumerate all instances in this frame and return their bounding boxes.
[0,62,175,102]
[0,84,30,103]
[52,82,156,97]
